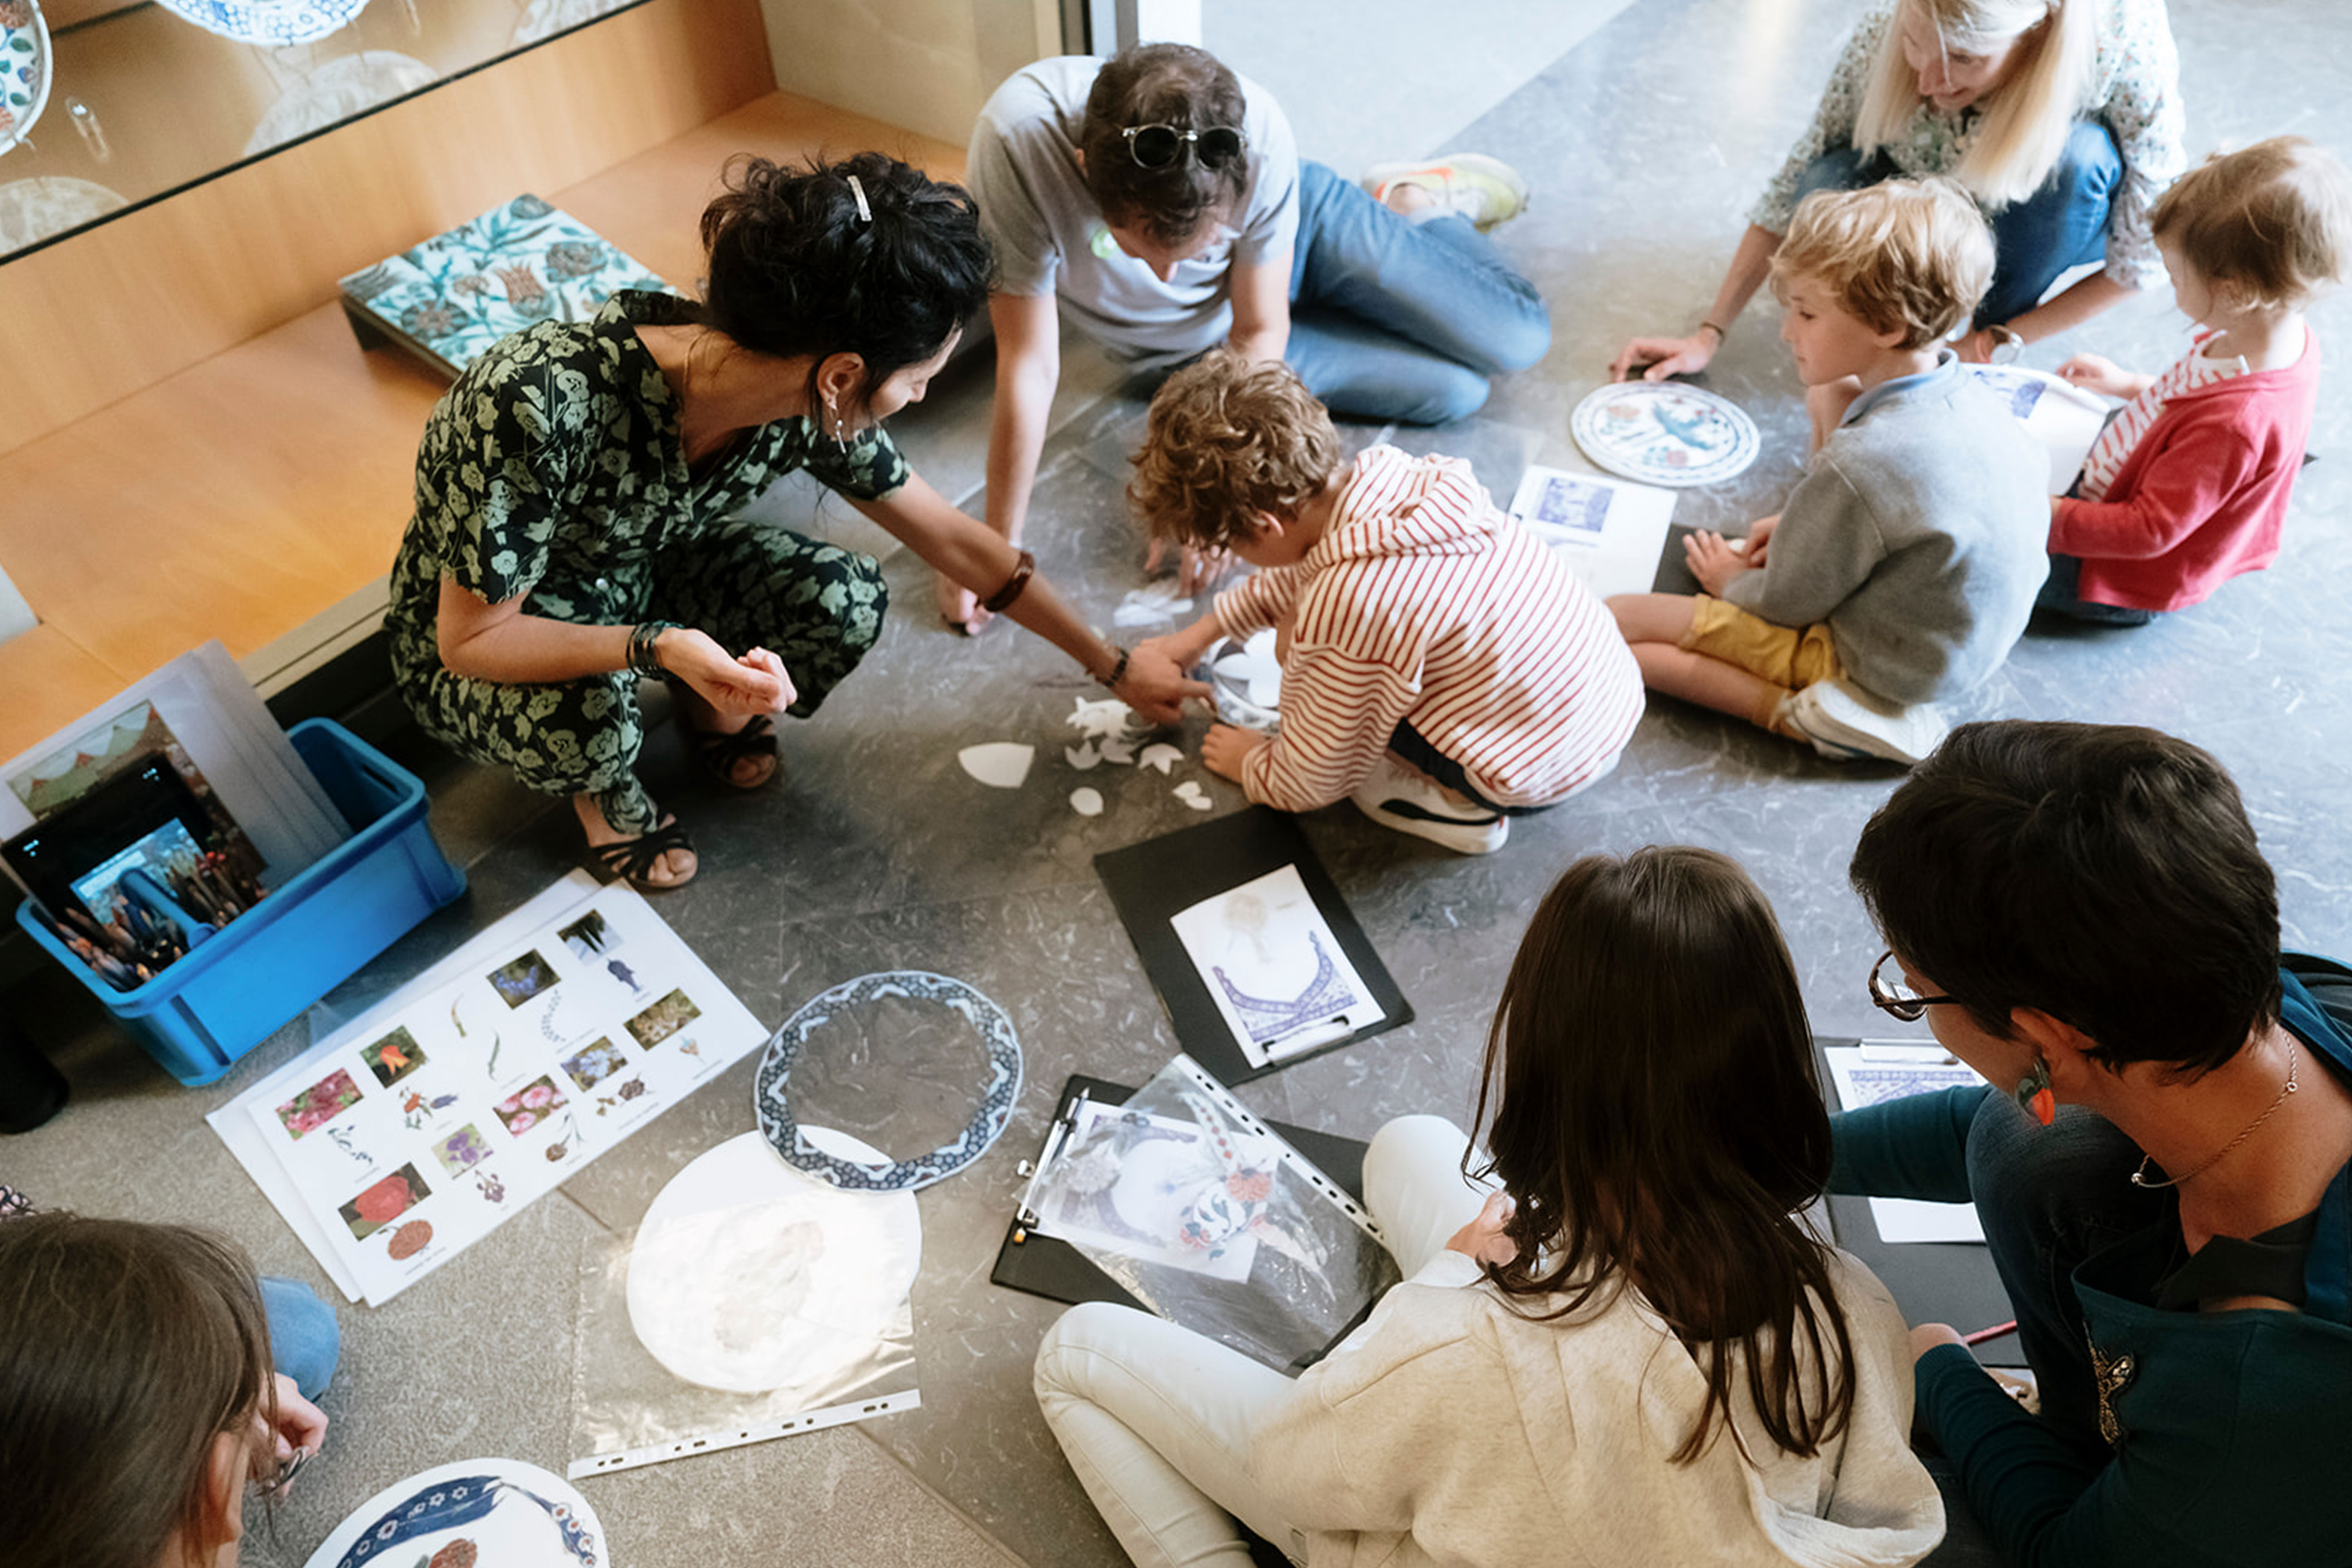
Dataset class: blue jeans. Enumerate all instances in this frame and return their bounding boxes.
[1829,1085,2166,1465]
[1285,161,1551,424]
[1794,120,2123,328]
[2036,552,2158,625]
[261,1275,341,1401]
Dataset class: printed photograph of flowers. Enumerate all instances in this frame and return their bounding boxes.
[488,949,560,1010]
[431,1122,492,1178]
[491,1075,567,1136]
[562,1036,628,1093]
[275,1067,363,1140]
[338,1163,430,1242]
[625,988,701,1050]
[361,1027,425,1089]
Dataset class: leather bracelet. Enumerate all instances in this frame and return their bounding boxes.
[1096,644,1131,691]
[981,548,1035,613]
[627,621,677,676]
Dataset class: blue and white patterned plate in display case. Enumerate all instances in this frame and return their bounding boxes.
[1570,380,1761,488]
[304,1459,603,1568]
[1,0,53,156]
[155,0,369,49]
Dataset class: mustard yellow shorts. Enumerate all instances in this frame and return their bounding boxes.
[1680,596,1846,690]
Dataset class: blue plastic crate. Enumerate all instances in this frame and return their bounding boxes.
[14,719,466,1085]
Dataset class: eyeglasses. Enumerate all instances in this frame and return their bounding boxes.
[248,1445,314,1500]
[1867,949,1962,1022]
[1121,123,1249,171]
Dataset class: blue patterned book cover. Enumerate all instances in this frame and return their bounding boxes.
[339,194,672,379]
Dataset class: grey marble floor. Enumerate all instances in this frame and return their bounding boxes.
[8,0,2352,1564]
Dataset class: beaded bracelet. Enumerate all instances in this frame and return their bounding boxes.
[981,548,1036,613]
[1097,644,1131,691]
[627,621,678,676]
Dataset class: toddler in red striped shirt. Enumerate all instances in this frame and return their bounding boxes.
[1131,352,1645,854]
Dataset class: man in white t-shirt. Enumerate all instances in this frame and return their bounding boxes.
[950,44,1552,629]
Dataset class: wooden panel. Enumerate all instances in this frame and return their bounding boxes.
[0,0,775,458]
[0,624,143,760]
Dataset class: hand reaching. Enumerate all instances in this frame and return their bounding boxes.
[1684,529,1755,597]
[1200,723,1269,782]
[937,573,992,637]
[1610,332,1717,383]
[1117,643,1212,726]
[2056,353,2141,399]
[1742,513,1780,569]
[1444,1190,1520,1266]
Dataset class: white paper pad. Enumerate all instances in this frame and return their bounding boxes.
[1168,864,1385,1067]
[211,873,768,1304]
[1824,1042,1989,1245]
[1505,463,1679,600]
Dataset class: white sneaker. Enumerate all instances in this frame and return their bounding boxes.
[1350,758,1510,854]
[1780,680,1949,766]
[1361,153,1531,229]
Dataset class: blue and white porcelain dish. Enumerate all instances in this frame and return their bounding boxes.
[154,0,369,48]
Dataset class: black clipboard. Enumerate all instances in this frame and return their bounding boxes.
[989,1073,1373,1315]
[1813,1035,2021,1366]
[1093,807,1411,1085]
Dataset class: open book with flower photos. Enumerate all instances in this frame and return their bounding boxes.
[339,194,672,379]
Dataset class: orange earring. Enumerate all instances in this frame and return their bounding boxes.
[2015,1058,2055,1127]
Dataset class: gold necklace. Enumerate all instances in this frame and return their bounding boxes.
[2129,1040,2300,1189]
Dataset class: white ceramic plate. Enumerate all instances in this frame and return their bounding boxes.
[2,0,54,156]
[1570,381,1761,488]
[156,0,370,48]
[303,1458,604,1568]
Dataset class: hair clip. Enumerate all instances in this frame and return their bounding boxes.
[2015,1058,2055,1127]
[846,174,872,223]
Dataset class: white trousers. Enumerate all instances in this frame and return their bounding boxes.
[1031,1114,1494,1568]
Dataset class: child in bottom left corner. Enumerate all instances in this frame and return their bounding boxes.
[1131,350,1644,855]
[0,1210,337,1568]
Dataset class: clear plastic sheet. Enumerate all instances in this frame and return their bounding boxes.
[567,1130,920,1478]
[1028,1055,1400,1372]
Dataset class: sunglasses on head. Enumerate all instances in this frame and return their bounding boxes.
[1121,123,1249,171]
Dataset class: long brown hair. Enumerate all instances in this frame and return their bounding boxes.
[1470,848,1857,1463]
[0,1214,279,1568]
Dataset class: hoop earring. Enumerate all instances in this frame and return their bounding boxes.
[2014,1058,2055,1127]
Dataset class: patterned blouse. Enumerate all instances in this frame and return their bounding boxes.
[387,290,910,687]
[1750,0,2185,290]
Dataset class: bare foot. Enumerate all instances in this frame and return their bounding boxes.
[574,794,696,888]
[937,571,991,636]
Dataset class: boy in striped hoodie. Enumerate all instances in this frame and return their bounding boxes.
[1131,352,1644,853]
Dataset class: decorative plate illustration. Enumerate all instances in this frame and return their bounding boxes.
[0,176,127,251]
[303,1459,603,1568]
[753,971,1022,1192]
[1570,381,1760,488]
[154,0,370,48]
[2,0,54,156]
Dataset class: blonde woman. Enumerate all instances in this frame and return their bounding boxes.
[1613,0,2183,381]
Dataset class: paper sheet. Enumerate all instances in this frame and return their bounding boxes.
[1505,463,1679,600]
[1823,1043,1989,1244]
[210,873,768,1303]
[1962,364,2112,494]
[1168,865,1386,1068]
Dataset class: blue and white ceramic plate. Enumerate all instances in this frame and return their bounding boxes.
[1,0,53,156]
[754,971,1023,1192]
[303,1459,603,1568]
[154,0,369,49]
[1570,380,1760,488]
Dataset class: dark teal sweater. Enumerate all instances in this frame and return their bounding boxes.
[1831,973,2352,1566]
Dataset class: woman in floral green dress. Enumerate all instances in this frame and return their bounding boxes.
[390,153,1204,889]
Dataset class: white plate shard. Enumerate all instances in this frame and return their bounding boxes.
[1100,736,1138,766]
[957,742,1035,789]
[1067,696,1139,741]
[1070,787,1105,817]
[1137,743,1183,775]
[1064,742,1102,771]
[1173,781,1213,811]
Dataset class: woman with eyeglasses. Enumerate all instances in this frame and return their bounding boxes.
[1033,847,1945,1568]
[0,1212,336,1568]
[951,42,1552,629]
[1836,720,2352,1566]
[1612,0,2184,385]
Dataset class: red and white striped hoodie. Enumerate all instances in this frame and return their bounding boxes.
[1212,446,1644,813]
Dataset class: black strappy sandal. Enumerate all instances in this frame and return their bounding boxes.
[691,714,779,790]
[591,819,697,891]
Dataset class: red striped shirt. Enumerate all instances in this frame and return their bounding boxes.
[1213,446,1645,812]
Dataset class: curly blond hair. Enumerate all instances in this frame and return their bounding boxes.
[1129,350,1342,551]
[1770,178,1994,347]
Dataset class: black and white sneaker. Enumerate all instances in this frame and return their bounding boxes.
[1350,759,1509,854]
